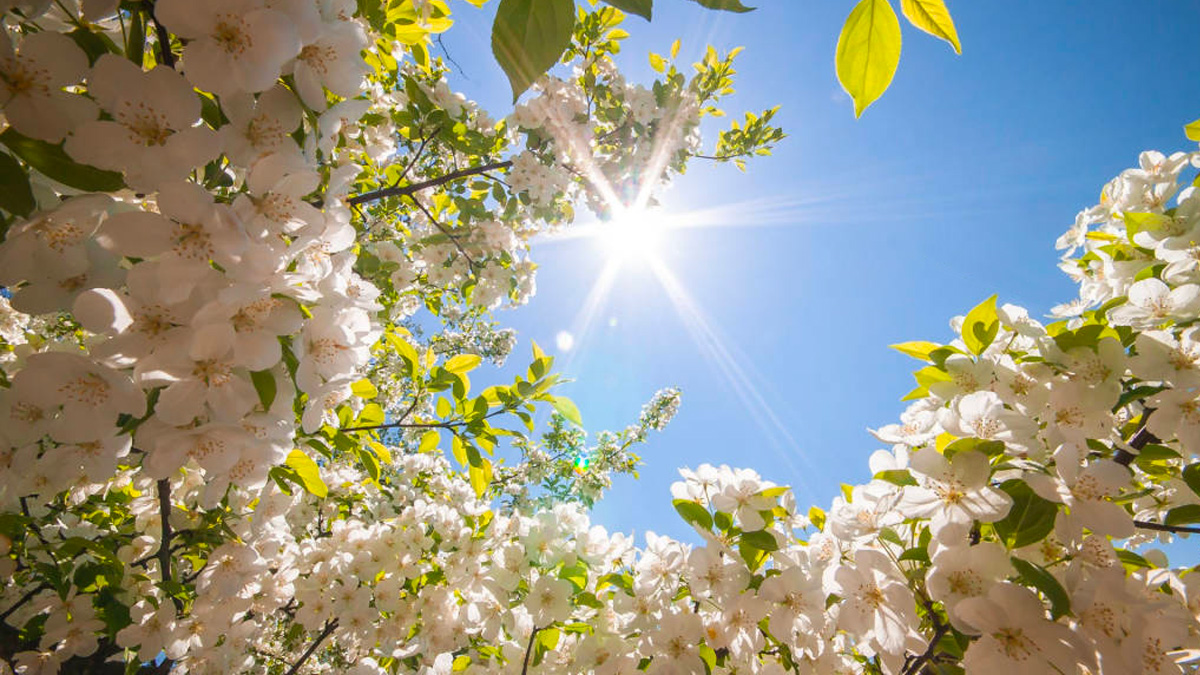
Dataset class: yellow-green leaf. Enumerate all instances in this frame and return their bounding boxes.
[491,0,575,101]
[368,440,393,464]
[445,354,482,374]
[900,0,960,54]
[550,396,583,427]
[962,294,999,355]
[286,450,327,498]
[351,378,379,399]
[835,0,902,118]
[1186,118,1200,143]
[602,0,652,20]
[649,52,666,73]
[418,430,440,453]
[889,341,942,361]
[468,456,493,497]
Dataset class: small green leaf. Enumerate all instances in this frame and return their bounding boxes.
[603,0,652,20]
[962,294,999,355]
[672,499,713,532]
[558,561,588,591]
[890,340,942,361]
[739,529,779,551]
[445,354,482,374]
[491,0,575,101]
[1164,504,1200,527]
[836,0,902,117]
[1182,463,1200,498]
[0,129,124,192]
[1185,118,1200,142]
[351,378,379,399]
[1011,557,1071,619]
[418,430,440,453]
[874,469,917,486]
[0,151,35,217]
[900,0,960,54]
[286,450,327,498]
[249,370,277,410]
[550,396,583,427]
[994,480,1057,549]
[649,52,666,72]
[468,456,493,497]
[357,403,385,427]
[685,0,754,12]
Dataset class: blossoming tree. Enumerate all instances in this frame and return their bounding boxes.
[0,0,1198,674]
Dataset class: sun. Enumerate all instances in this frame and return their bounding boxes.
[598,206,666,262]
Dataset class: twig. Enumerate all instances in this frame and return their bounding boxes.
[900,605,951,675]
[145,1,175,69]
[0,583,49,623]
[520,626,541,675]
[392,127,442,187]
[1134,520,1200,535]
[1114,410,1159,466]
[347,161,512,206]
[407,195,476,268]
[156,479,172,583]
[285,619,338,675]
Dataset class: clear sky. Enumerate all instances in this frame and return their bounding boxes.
[437,1,1200,544]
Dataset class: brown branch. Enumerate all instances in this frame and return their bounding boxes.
[408,195,476,268]
[155,479,172,583]
[0,583,49,623]
[520,626,541,675]
[1134,520,1200,535]
[347,161,512,206]
[901,605,951,675]
[1115,408,1159,466]
[145,1,175,69]
[285,619,338,675]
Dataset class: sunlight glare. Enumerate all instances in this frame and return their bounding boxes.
[599,207,666,262]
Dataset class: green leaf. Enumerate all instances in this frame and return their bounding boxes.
[993,480,1057,549]
[0,151,34,217]
[1011,557,1070,619]
[874,469,917,486]
[673,499,713,532]
[550,396,583,427]
[685,0,754,12]
[351,378,378,399]
[1182,463,1200,498]
[67,27,113,66]
[603,0,652,20]
[418,430,440,453]
[445,354,482,374]
[836,0,902,118]
[558,561,588,591]
[359,446,381,481]
[1164,504,1200,527]
[890,340,942,361]
[286,450,327,498]
[537,626,560,651]
[468,456,493,497]
[1186,118,1200,143]
[491,0,575,101]
[962,294,999,355]
[249,370,277,410]
[739,529,779,551]
[0,129,124,192]
[900,0,960,53]
[1115,549,1152,570]
[649,52,666,72]
[357,403,385,427]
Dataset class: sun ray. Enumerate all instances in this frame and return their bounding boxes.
[648,258,817,498]
[558,258,622,373]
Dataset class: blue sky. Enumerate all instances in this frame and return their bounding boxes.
[438,1,1200,543]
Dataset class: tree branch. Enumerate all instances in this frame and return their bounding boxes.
[0,583,48,623]
[155,479,172,583]
[145,1,175,69]
[1114,408,1159,466]
[347,161,512,206]
[520,626,541,675]
[1134,520,1200,535]
[285,619,337,675]
[901,606,950,675]
[407,195,476,268]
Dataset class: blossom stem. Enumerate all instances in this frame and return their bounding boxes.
[1114,408,1159,466]
[407,195,476,268]
[285,619,338,675]
[0,583,49,623]
[347,160,512,206]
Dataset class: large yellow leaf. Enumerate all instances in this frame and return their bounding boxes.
[836,0,902,118]
[901,0,961,54]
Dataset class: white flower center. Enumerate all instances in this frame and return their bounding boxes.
[213,15,253,55]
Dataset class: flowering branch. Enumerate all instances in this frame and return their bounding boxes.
[900,603,951,675]
[346,160,512,206]
[284,619,338,675]
[145,1,175,69]
[407,195,476,268]
[0,583,48,623]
